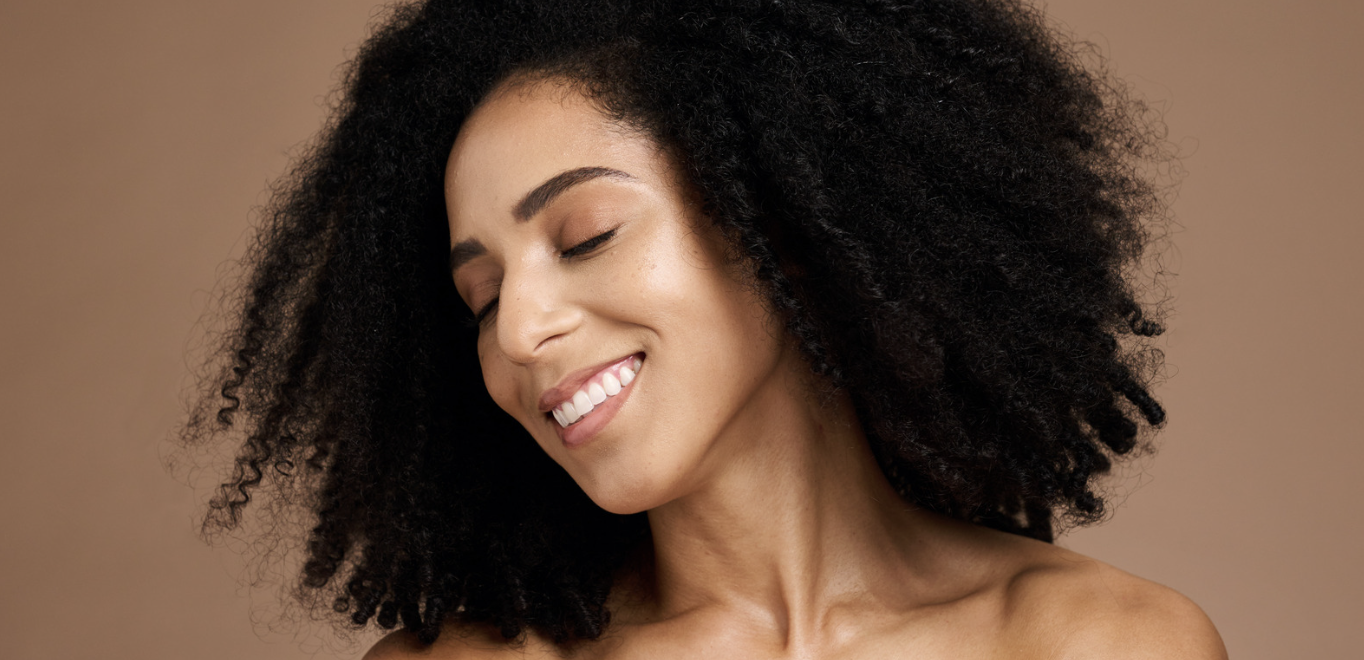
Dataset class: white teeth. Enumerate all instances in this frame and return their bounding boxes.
[601,372,621,396]
[572,390,593,416]
[552,357,643,428]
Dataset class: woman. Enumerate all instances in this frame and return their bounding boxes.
[185,0,1226,657]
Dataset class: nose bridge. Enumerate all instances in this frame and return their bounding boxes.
[495,258,577,363]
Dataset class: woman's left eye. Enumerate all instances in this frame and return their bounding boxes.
[560,227,617,259]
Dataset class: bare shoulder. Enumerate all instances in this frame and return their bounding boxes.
[996,538,1227,660]
[363,623,559,660]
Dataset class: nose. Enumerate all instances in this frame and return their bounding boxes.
[492,264,581,364]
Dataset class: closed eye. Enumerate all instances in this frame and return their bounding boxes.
[473,298,499,327]
[561,227,617,259]
[460,295,499,329]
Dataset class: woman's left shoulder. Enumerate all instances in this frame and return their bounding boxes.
[997,539,1228,660]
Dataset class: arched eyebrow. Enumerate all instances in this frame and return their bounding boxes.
[449,166,635,274]
[511,166,634,221]
[449,238,486,274]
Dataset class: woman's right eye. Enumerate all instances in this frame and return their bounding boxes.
[472,297,499,327]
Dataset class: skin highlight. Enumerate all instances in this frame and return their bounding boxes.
[411,79,1228,660]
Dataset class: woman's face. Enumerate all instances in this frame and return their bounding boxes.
[445,80,799,514]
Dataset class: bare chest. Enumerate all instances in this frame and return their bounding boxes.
[543,606,1045,660]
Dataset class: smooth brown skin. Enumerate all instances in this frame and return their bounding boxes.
[366,79,1226,660]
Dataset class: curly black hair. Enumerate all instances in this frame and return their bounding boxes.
[182,0,1170,647]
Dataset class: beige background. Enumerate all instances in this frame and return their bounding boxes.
[2,1,1359,658]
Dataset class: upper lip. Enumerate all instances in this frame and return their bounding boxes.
[537,353,641,413]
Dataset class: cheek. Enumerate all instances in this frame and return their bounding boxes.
[645,232,774,348]
[639,230,784,406]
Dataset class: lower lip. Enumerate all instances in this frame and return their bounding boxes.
[552,355,642,448]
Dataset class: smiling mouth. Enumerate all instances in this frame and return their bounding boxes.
[549,355,643,428]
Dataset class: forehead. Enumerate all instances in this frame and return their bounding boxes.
[444,80,661,232]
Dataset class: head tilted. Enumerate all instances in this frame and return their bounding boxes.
[185,0,1169,646]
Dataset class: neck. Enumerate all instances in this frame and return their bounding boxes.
[643,355,934,646]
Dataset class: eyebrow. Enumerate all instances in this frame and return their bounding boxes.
[512,166,635,221]
[448,238,487,273]
[449,166,635,274]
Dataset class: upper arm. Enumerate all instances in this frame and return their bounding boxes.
[1003,551,1227,660]
[1055,573,1228,660]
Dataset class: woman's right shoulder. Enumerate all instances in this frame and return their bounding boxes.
[362,624,559,660]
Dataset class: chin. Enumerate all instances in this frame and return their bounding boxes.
[574,468,679,515]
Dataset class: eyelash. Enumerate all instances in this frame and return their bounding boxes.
[469,227,618,328]
[560,227,617,258]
